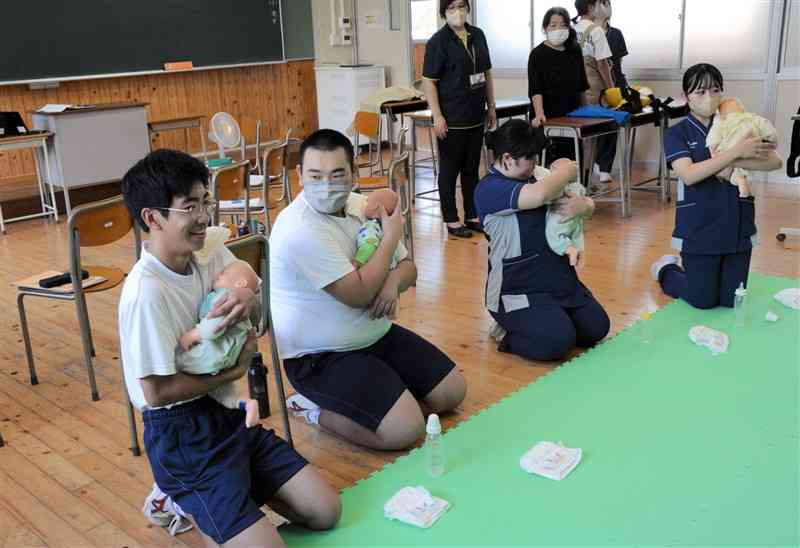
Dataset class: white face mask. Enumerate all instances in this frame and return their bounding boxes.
[689,93,722,119]
[303,181,351,214]
[546,29,570,46]
[446,8,467,28]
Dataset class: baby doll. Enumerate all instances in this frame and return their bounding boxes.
[535,159,586,267]
[354,188,405,268]
[706,97,778,198]
[178,259,260,427]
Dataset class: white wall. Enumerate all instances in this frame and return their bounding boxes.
[312,0,355,65]
[356,0,413,86]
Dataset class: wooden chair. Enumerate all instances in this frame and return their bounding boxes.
[356,127,408,192]
[211,159,259,229]
[387,150,415,264]
[16,195,141,401]
[124,234,293,456]
[353,110,386,180]
[254,130,298,233]
[0,429,4,448]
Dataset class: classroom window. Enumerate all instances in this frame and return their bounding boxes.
[411,0,439,41]
[682,0,775,72]
[477,0,531,69]
[609,0,683,69]
[782,0,800,71]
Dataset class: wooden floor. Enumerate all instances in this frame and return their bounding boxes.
[0,166,798,547]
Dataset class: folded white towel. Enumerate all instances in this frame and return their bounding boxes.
[384,486,450,529]
[520,441,582,481]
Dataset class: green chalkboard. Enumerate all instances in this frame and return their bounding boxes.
[281,0,315,60]
[0,0,316,84]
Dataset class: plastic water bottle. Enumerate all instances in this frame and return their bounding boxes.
[248,352,270,419]
[425,414,445,478]
[639,310,653,344]
[734,283,748,328]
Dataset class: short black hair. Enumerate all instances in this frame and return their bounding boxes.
[121,149,209,233]
[574,0,598,16]
[299,129,355,170]
[682,63,724,95]
[485,119,548,161]
[439,0,470,18]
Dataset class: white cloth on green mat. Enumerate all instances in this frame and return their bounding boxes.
[384,486,450,529]
[689,325,730,356]
[520,441,582,481]
[774,288,800,311]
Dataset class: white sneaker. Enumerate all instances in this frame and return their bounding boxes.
[143,483,194,536]
[650,255,679,281]
[286,393,321,425]
[592,164,612,184]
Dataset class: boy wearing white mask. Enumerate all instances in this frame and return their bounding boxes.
[652,63,781,310]
[528,7,589,166]
[269,129,466,451]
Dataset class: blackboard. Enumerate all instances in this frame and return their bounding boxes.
[281,0,315,60]
[1,0,297,84]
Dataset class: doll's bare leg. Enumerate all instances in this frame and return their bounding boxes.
[179,327,202,351]
[566,245,579,267]
[243,399,260,428]
[733,172,751,198]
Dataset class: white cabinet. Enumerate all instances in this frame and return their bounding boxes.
[315,65,386,145]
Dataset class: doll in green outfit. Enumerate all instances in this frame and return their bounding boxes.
[354,188,405,268]
[535,158,586,267]
[178,259,260,427]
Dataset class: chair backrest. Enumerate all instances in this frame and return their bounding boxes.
[388,152,411,215]
[353,111,381,140]
[240,115,264,171]
[67,195,141,303]
[211,159,251,224]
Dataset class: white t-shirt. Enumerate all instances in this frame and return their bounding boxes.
[118,241,237,410]
[269,192,408,360]
[573,19,612,61]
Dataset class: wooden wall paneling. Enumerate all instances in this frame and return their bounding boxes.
[0,60,319,182]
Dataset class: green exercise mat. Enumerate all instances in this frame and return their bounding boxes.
[284,273,799,547]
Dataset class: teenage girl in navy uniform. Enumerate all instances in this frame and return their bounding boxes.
[423,0,496,238]
[651,63,781,309]
[475,120,609,361]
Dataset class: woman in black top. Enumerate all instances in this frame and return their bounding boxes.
[528,6,588,165]
[423,0,496,238]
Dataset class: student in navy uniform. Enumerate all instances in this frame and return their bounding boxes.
[475,120,610,361]
[423,0,497,238]
[595,5,627,183]
[528,7,589,165]
[651,63,781,309]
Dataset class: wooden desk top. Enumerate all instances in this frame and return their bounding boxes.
[0,131,53,146]
[148,115,205,127]
[545,116,617,128]
[30,102,148,116]
[380,98,428,115]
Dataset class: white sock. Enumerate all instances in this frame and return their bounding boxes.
[286,393,321,425]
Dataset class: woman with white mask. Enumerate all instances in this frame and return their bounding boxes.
[527,7,589,166]
[423,0,497,238]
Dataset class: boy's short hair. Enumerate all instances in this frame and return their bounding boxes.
[121,149,209,233]
[299,129,355,171]
[682,63,724,95]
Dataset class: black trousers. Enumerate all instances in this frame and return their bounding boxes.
[436,125,484,223]
[660,250,752,309]
[596,134,617,174]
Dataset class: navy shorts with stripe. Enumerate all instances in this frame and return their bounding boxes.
[143,396,306,544]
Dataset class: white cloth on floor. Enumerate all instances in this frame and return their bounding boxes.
[765,310,779,322]
[689,325,730,356]
[384,486,450,529]
[774,288,800,311]
[520,441,582,481]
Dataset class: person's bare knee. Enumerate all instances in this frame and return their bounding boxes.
[223,517,285,548]
[375,390,425,450]
[423,368,466,414]
[275,465,341,531]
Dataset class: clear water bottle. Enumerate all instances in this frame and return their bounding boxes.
[734,282,748,327]
[425,414,445,478]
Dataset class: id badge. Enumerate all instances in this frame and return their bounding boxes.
[469,72,486,89]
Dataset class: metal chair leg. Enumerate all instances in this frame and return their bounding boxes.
[268,328,292,448]
[79,298,96,358]
[17,293,38,385]
[120,373,141,456]
[75,298,100,401]
[0,429,4,447]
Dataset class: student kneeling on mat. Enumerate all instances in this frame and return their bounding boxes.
[475,119,610,361]
[269,129,466,451]
[651,63,782,309]
[119,150,340,548]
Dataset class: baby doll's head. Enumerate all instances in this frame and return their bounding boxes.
[550,158,573,172]
[213,260,259,292]
[719,98,745,117]
[364,189,399,219]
